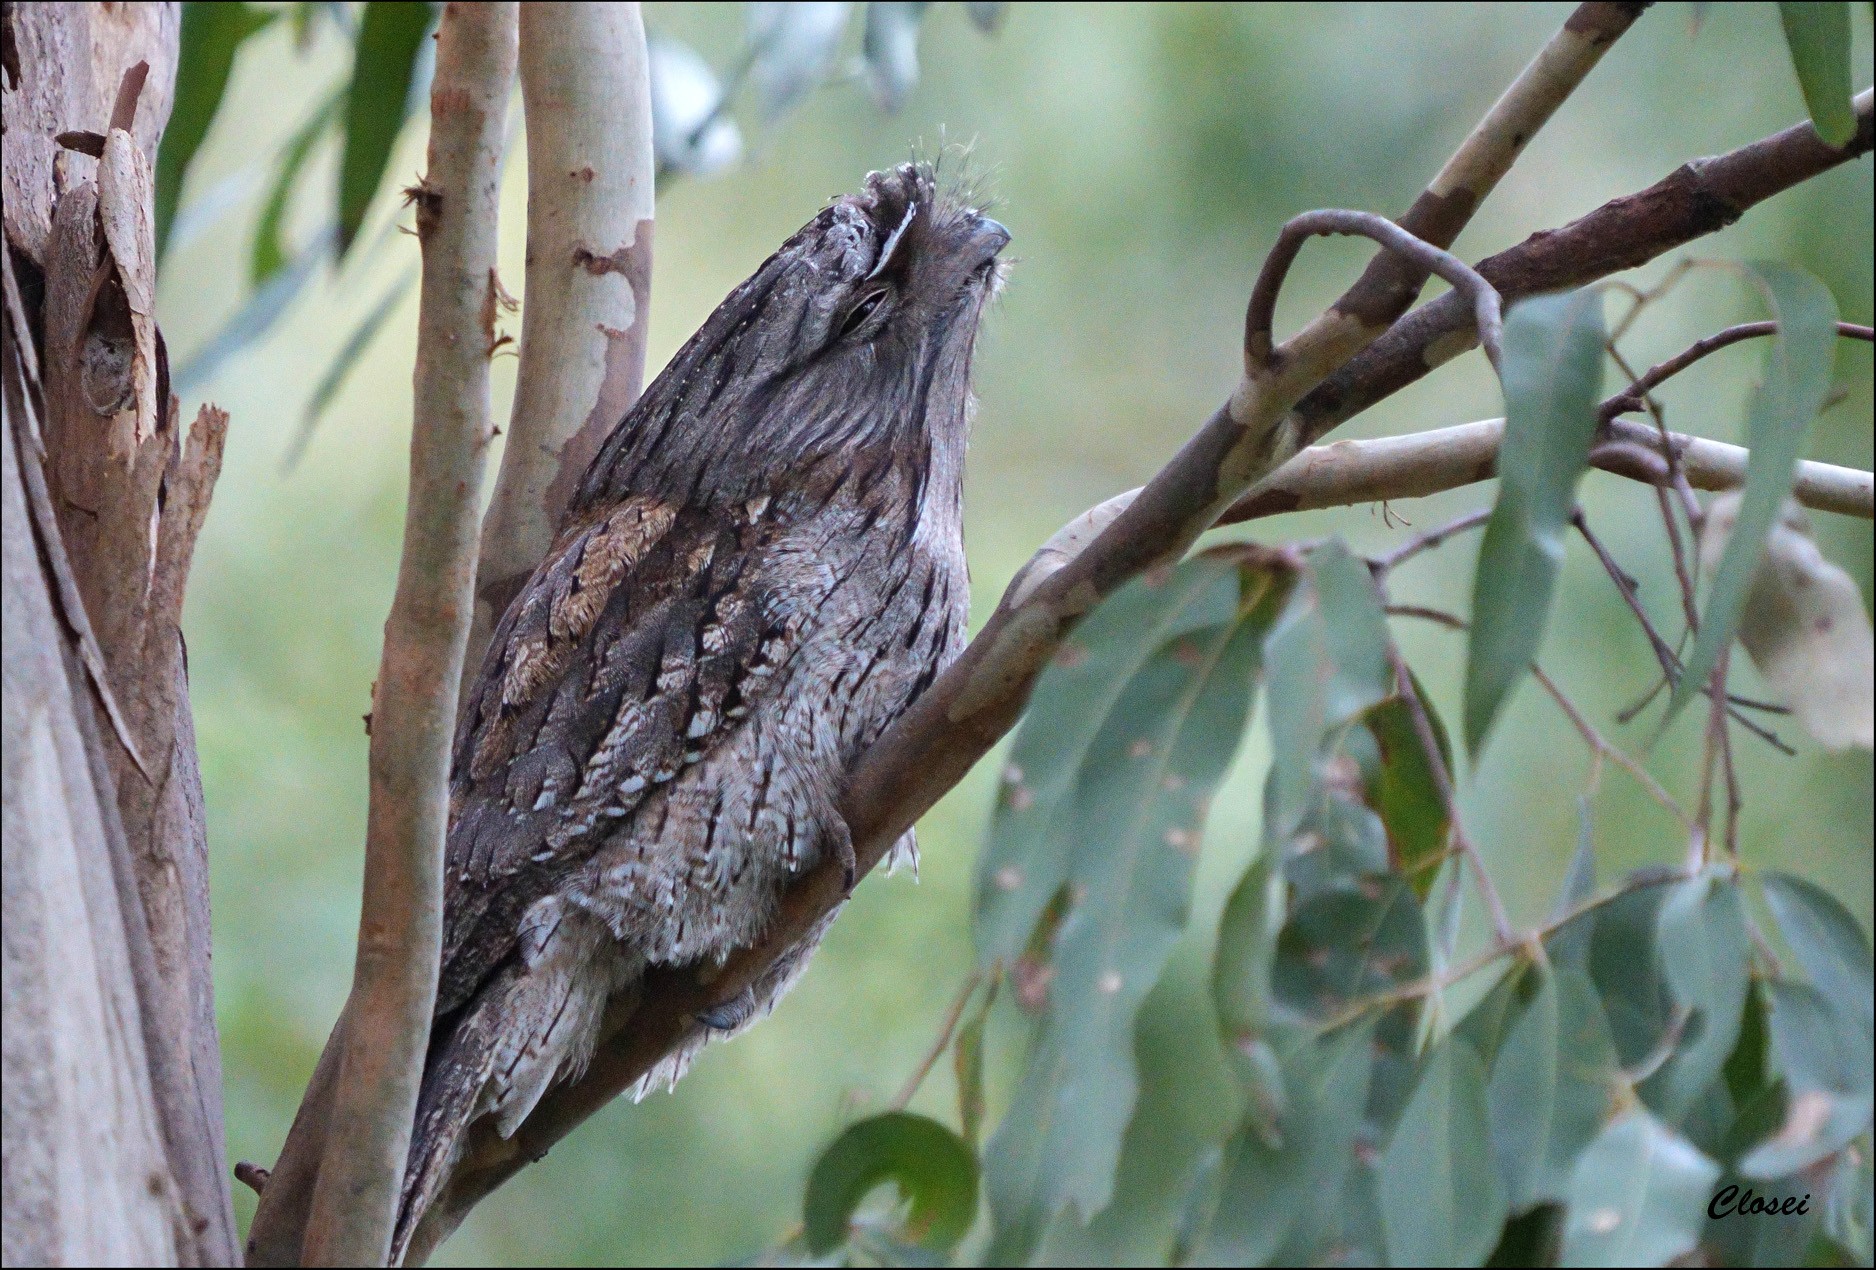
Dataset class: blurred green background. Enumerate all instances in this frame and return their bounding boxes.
[157,3,1873,1263]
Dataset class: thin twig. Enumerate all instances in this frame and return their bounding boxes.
[1571,512,1794,754]
[1385,603,1469,630]
[1313,869,1685,1035]
[1607,256,1696,342]
[1690,648,1732,871]
[1530,664,1691,828]
[1245,210,1504,373]
[1718,682,1743,857]
[1372,508,1493,575]
[1605,341,1702,631]
[1599,320,1875,421]
[888,972,984,1112]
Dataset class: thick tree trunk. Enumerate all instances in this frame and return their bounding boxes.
[2,3,236,1264]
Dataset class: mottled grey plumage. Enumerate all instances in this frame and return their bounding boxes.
[393,164,1006,1255]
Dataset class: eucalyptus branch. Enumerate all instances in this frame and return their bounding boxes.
[1313,2,1646,342]
[291,7,516,1266]
[462,1,655,678]
[1287,89,1875,449]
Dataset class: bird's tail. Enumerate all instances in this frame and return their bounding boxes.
[391,908,635,1265]
[390,994,501,1266]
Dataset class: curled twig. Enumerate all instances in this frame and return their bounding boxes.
[1244,210,1505,374]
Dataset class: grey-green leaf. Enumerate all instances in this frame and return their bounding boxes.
[159,1,278,258]
[1262,540,1394,897]
[1739,980,1873,1177]
[803,1112,978,1257]
[1488,965,1623,1211]
[252,89,342,285]
[1761,872,1874,1041]
[1778,2,1857,147]
[1649,870,1750,1123]
[863,2,926,112]
[1358,687,1454,898]
[1378,1037,1507,1267]
[983,563,1277,1259]
[1271,874,1429,1027]
[1465,288,1605,756]
[1668,263,1838,723]
[748,2,851,121]
[1559,1110,1720,1267]
[337,0,433,255]
[975,555,1267,967]
[285,266,418,468]
[1211,853,1288,1143]
[1195,1021,1377,1266]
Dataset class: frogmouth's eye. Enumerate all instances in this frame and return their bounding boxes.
[839,288,890,339]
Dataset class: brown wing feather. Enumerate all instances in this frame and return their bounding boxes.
[437,495,787,1015]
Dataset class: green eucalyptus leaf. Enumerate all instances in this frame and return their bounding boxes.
[1648,870,1751,1123]
[1669,263,1838,722]
[1778,2,1857,146]
[976,555,1266,967]
[159,1,278,257]
[1357,685,1453,899]
[1822,1143,1874,1264]
[803,1112,978,1257]
[1194,1021,1377,1266]
[1548,797,1600,971]
[1272,874,1429,1028]
[1739,980,1873,1177]
[338,0,433,255]
[1378,1037,1507,1267]
[1262,541,1395,898]
[982,552,1286,1263]
[1558,1109,1720,1267]
[1457,957,1539,1069]
[1465,288,1605,756]
[1488,965,1623,1212]
[1584,879,1676,1070]
[252,89,341,285]
[1761,872,1874,1042]
[1211,852,1289,1144]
